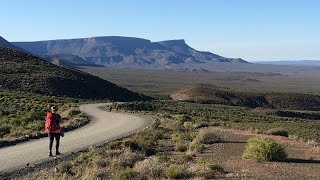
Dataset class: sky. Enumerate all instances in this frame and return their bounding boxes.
[1,0,320,61]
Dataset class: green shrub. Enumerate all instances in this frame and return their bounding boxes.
[187,141,205,155]
[94,159,108,168]
[0,125,11,137]
[157,152,170,163]
[193,121,209,129]
[165,165,184,179]
[115,167,133,180]
[207,164,225,172]
[133,156,164,178]
[69,109,81,116]
[171,132,193,143]
[266,128,289,137]
[57,162,73,174]
[242,136,287,161]
[108,141,123,150]
[175,114,192,123]
[183,122,194,129]
[123,135,155,155]
[174,142,188,152]
[75,151,98,164]
[181,154,193,163]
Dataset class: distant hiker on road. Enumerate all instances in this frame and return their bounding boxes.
[116,103,119,112]
[45,106,62,157]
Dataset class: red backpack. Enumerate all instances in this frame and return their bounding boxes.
[45,112,61,132]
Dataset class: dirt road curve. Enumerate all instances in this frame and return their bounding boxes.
[0,103,152,173]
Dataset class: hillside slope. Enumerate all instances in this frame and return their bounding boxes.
[170,84,320,110]
[13,36,248,68]
[0,47,149,101]
[42,54,102,67]
[0,36,27,53]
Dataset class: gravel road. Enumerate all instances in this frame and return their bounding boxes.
[0,103,152,173]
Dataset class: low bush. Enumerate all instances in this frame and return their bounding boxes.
[183,121,194,129]
[187,141,205,155]
[266,128,289,137]
[207,163,225,172]
[175,141,188,152]
[197,130,221,144]
[94,159,109,168]
[56,162,73,174]
[133,156,165,178]
[193,121,209,129]
[242,136,287,161]
[175,114,192,123]
[165,165,184,179]
[69,109,81,116]
[171,132,194,143]
[123,134,156,155]
[107,141,122,150]
[181,154,193,163]
[0,125,11,137]
[114,167,133,180]
[110,148,143,168]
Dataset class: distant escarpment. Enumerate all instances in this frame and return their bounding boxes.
[13,36,248,68]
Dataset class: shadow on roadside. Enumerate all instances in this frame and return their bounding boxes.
[283,158,320,164]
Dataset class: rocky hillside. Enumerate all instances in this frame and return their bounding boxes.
[171,84,320,111]
[42,54,102,67]
[13,36,248,68]
[0,46,150,101]
[0,36,27,53]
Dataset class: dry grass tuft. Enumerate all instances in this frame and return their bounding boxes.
[133,156,166,178]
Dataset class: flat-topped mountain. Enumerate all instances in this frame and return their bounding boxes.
[13,36,248,68]
[0,46,150,101]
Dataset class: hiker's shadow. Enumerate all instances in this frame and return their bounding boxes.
[284,158,320,164]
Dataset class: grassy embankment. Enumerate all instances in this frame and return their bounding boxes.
[0,90,89,145]
[121,100,320,143]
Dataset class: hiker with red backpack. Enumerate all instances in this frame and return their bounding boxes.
[45,106,62,157]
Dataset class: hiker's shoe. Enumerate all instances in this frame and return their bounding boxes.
[56,151,61,156]
[49,152,53,157]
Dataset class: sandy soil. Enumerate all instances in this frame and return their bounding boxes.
[198,127,320,180]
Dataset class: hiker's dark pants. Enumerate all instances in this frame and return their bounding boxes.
[48,133,60,152]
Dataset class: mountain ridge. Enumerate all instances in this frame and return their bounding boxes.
[0,46,150,101]
[0,36,27,53]
[12,36,248,68]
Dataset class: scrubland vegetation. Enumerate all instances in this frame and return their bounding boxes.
[23,105,232,179]
[22,96,320,179]
[0,90,87,145]
[120,100,320,143]
[171,83,320,111]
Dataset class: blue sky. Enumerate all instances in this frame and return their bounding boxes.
[1,0,319,61]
